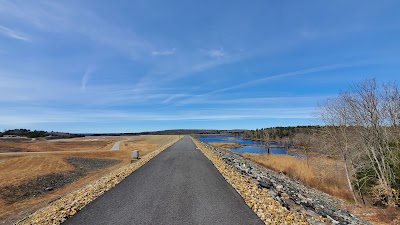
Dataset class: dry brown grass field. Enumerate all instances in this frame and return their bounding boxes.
[0,135,179,224]
[120,135,180,156]
[0,137,116,153]
[240,153,352,200]
[207,142,243,150]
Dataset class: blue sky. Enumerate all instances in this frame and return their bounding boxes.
[1,0,400,133]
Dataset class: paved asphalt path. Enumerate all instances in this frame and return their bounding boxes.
[64,136,263,225]
[110,140,122,150]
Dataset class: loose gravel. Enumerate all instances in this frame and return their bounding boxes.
[15,138,180,225]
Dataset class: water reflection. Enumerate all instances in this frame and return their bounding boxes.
[198,135,298,156]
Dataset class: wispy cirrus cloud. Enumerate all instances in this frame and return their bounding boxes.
[164,62,362,105]
[151,48,176,56]
[0,1,237,85]
[202,48,227,58]
[0,70,171,105]
[81,65,96,91]
[0,24,30,41]
[202,63,359,96]
[174,95,332,105]
[0,1,152,58]
[162,94,190,104]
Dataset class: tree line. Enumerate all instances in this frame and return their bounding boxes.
[0,129,84,139]
[234,126,320,152]
[235,126,319,140]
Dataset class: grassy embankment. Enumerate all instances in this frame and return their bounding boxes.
[212,143,352,200]
[241,153,352,201]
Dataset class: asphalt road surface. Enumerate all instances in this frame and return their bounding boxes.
[64,136,263,225]
[110,140,121,150]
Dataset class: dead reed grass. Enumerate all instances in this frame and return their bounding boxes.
[209,142,243,150]
[241,153,354,201]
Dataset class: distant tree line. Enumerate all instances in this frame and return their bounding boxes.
[234,126,321,156]
[234,126,320,140]
[128,129,234,135]
[0,129,84,139]
[139,129,226,135]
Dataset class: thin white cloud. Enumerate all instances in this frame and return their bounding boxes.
[0,70,174,105]
[201,63,359,96]
[0,25,30,41]
[162,62,361,106]
[162,94,190,104]
[81,65,96,91]
[203,48,226,58]
[175,95,332,105]
[134,48,248,90]
[151,48,176,56]
[0,1,152,58]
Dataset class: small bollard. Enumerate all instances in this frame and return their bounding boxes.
[131,150,139,163]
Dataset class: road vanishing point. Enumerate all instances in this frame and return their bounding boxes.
[64,136,263,225]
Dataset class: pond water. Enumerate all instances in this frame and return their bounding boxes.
[198,135,296,155]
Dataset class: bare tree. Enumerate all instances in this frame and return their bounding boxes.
[294,132,314,167]
[281,137,292,150]
[318,95,360,205]
[318,79,400,206]
[263,129,270,154]
[347,80,398,204]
